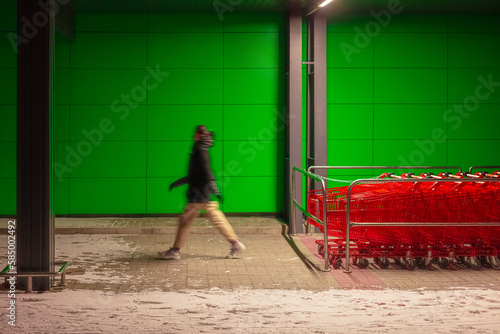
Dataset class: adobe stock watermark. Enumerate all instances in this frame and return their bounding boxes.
[7,0,71,53]
[212,0,243,21]
[6,220,17,327]
[398,74,500,166]
[52,65,169,181]
[340,0,405,64]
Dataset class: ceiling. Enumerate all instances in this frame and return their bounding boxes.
[75,0,288,13]
[319,0,500,15]
[74,0,500,14]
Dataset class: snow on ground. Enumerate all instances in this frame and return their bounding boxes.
[2,287,500,333]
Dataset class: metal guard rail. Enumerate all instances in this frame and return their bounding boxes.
[344,178,500,273]
[469,166,500,173]
[1,261,71,292]
[291,167,330,272]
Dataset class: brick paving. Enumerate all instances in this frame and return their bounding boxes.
[0,217,499,292]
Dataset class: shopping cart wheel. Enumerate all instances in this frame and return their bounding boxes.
[318,244,324,255]
[468,257,482,270]
[358,258,369,269]
[479,256,490,267]
[405,259,416,271]
[490,256,500,270]
[332,258,342,270]
[375,257,390,269]
[394,257,403,267]
[438,258,450,269]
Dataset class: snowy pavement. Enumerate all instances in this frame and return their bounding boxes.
[1,233,500,333]
[2,288,500,333]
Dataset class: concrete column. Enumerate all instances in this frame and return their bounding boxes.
[17,0,56,291]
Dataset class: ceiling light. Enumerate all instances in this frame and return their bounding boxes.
[307,0,335,16]
[319,0,334,7]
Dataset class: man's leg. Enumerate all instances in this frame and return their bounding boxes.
[205,201,245,258]
[204,201,238,242]
[173,203,203,250]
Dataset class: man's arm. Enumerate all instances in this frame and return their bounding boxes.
[169,176,188,191]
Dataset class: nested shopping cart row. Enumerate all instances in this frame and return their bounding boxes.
[307,171,500,270]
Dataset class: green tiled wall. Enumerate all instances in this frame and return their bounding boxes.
[50,12,285,215]
[0,0,16,215]
[326,13,500,182]
[5,10,499,216]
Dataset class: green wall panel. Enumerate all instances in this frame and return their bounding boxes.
[147,177,188,214]
[0,105,16,141]
[55,105,70,142]
[448,69,500,104]
[148,69,223,104]
[448,140,500,169]
[327,104,373,140]
[71,69,147,104]
[374,69,447,103]
[374,104,447,139]
[50,12,285,214]
[224,105,285,141]
[223,141,284,177]
[53,142,71,180]
[0,0,16,31]
[327,69,373,103]
[376,14,447,33]
[374,139,447,167]
[224,33,281,68]
[54,178,70,215]
[55,69,71,105]
[72,33,147,69]
[149,33,223,68]
[70,178,146,214]
[0,178,15,215]
[71,105,147,141]
[327,140,373,176]
[327,33,374,68]
[224,69,283,104]
[0,35,16,69]
[222,177,283,213]
[0,142,16,178]
[55,33,71,69]
[374,33,447,68]
[224,13,284,32]
[327,16,373,33]
[448,104,500,140]
[147,141,223,178]
[0,69,16,104]
[148,14,223,33]
[76,14,147,32]
[449,34,500,69]
[67,142,146,178]
[449,15,500,33]
[148,105,223,141]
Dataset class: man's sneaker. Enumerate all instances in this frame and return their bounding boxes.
[226,241,246,259]
[157,248,180,260]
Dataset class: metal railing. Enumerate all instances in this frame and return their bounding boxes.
[1,261,70,292]
[469,166,500,173]
[291,167,330,271]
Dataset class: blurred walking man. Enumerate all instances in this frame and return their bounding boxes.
[158,125,245,260]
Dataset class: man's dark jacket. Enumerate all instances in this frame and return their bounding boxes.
[170,134,220,203]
